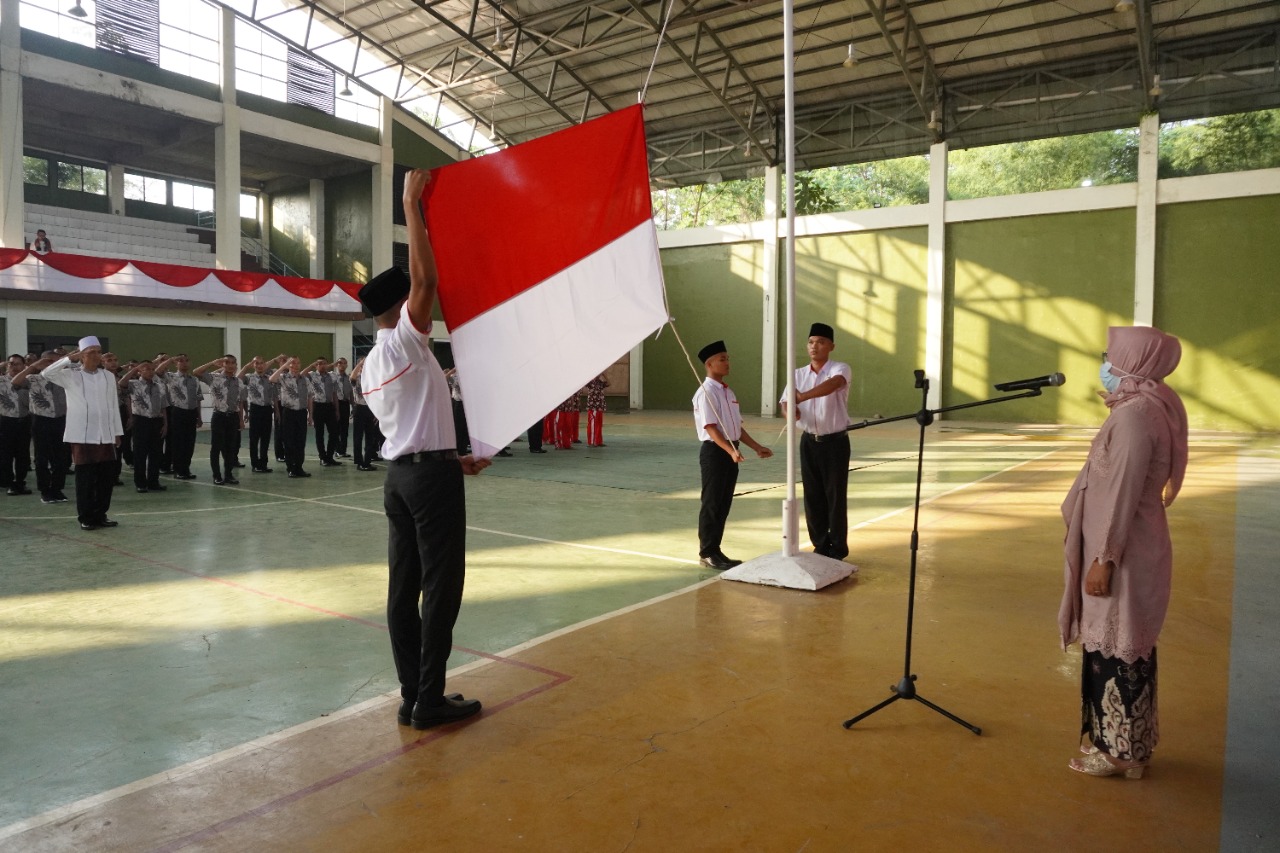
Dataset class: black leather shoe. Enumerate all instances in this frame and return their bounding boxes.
[232,461,245,468]
[174,473,197,480]
[398,693,462,725]
[356,464,378,471]
[224,477,239,485]
[252,467,273,474]
[79,522,99,531]
[148,484,167,491]
[288,470,312,478]
[699,554,742,570]
[137,487,149,493]
[410,695,482,730]
[530,448,547,454]
[99,519,119,528]
[497,448,513,457]
[7,486,32,496]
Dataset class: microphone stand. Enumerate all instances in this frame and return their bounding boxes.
[842,370,1047,735]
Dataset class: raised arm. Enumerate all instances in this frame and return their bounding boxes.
[193,358,223,378]
[402,168,440,332]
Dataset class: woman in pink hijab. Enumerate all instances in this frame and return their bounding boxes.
[1058,325,1188,779]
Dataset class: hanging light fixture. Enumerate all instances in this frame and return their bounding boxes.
[843,44,858,69]
[1148,74,1163,98]
[927,110,942,132]
[1114,0,1135,13]
[339,76,353,97]
[68,2,88,17]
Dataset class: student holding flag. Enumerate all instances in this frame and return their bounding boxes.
[359,168,490,731]
[693,340,772,569]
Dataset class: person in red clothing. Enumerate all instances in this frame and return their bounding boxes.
[585,373,609,447]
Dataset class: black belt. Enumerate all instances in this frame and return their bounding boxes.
[804,430,847,442]
[393,449,459,463]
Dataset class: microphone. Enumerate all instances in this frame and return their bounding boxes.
[994,372,1065,392]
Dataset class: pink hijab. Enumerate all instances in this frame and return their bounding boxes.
[1104,325,1189,505]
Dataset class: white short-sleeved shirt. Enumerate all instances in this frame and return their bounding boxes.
[360,303,455,459]
[783,360,851,435]
[693,376,742,443]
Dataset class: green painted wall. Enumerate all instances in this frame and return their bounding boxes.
[947,209,1136,425]
[241,329,333,363]
[392,122,456,169]
[645,242,765,413]
[1156,195,1280,432]
[269,188,313,277]
[326,172,373,284]
[787,228,929,417]
[26,321,224,364]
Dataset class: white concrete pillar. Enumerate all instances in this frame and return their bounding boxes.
[1133,111,1159,327]
[628,342,644,409]
[923,139,948,411]
[370,96,394,279]
[333,319,352,361]
[0,0,25,249]
[108,164,126,216]
[3,303,29,358]
[214,7,241,270]
[224,318,241,360]
[309,178,325,279]
[759,164,781,416]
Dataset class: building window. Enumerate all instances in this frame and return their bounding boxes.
[23,156,50,186]
[172,181,214,211]
[56,162,107,195]
[124,172,168,204]
[240,193,259,220]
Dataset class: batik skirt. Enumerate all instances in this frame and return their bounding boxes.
[1081,647,1159,763]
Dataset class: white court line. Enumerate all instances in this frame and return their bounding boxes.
[0,444,1063,839]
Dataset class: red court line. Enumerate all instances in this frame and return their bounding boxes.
[148,671,572,853]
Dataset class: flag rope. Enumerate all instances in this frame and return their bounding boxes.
[639,0,678,104]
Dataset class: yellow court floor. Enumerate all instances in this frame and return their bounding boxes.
[0,415,1276,852]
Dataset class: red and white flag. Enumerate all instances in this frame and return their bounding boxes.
[423,104,668,458]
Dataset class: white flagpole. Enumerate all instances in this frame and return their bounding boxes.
[781,0,799,558]
[720,0,854,589]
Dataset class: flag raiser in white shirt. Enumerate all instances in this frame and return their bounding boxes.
[784,360,852,435]
[693,376,742,443]
[360,302,456,459]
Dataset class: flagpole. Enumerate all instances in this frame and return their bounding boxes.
[719,0,853,590]
[781,0,799,557]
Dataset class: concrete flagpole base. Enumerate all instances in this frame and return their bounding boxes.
[719,550,855,591]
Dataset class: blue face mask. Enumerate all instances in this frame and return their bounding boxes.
[1100,361,1123,394]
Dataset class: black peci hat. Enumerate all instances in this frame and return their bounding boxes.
[698,340,727,364]
[358,267,411,317]
[809,322,834,342]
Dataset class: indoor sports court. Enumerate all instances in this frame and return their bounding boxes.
[1,413,1275,850]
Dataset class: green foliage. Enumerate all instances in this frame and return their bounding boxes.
[22,156,48,187]
[652,178,764,229]
[804,156,930,210]
[1160,109,1280,178]
[948,130,1139,200]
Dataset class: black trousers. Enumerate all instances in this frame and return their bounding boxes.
[168,407,198,476]
[248,404,273,470]
[273,406,285,461]
[527,420,544,451]
[281,408,308,473]
[698,440,740,559]
[384,456,466,706]
[352,405,378,467]
[131,416,164,488]
[451,400,469,454]
[336,400,351,454]
[800,432,851,559]
[312,402,338,463]
[0,415,31,488]
[119,404,133,466]
[209,411,240,478]
[76,457,116,525]
[32,415,68,497]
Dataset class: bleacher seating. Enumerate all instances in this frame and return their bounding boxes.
[24,202,216,267]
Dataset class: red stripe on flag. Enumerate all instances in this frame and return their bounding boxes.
[423,104,652,329]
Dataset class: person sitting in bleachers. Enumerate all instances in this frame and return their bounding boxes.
[29,230,53,255]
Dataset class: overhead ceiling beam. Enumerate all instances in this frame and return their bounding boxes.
[859,0,942,138]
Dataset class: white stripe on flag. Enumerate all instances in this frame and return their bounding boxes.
[452,221,668,458]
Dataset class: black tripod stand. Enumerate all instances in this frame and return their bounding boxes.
[842,370,1046,734]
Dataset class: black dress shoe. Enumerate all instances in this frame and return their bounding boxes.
[79,522,99,531]
[252,467,273,474]
[410,695,482,730]
[224,476,239,485]
[699,554,742,570]
[7,486,32,496]
[174,473,197,480]
[497,448,513,457]
[288,470,312,478]
[98,519,119,528]
[356,464,378,471]
[213,477,225,485]
[398,693,463,725]
[232,461,245,468]
[530,448,547,454]
[137,487,149,494]
[148,484,167,491]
